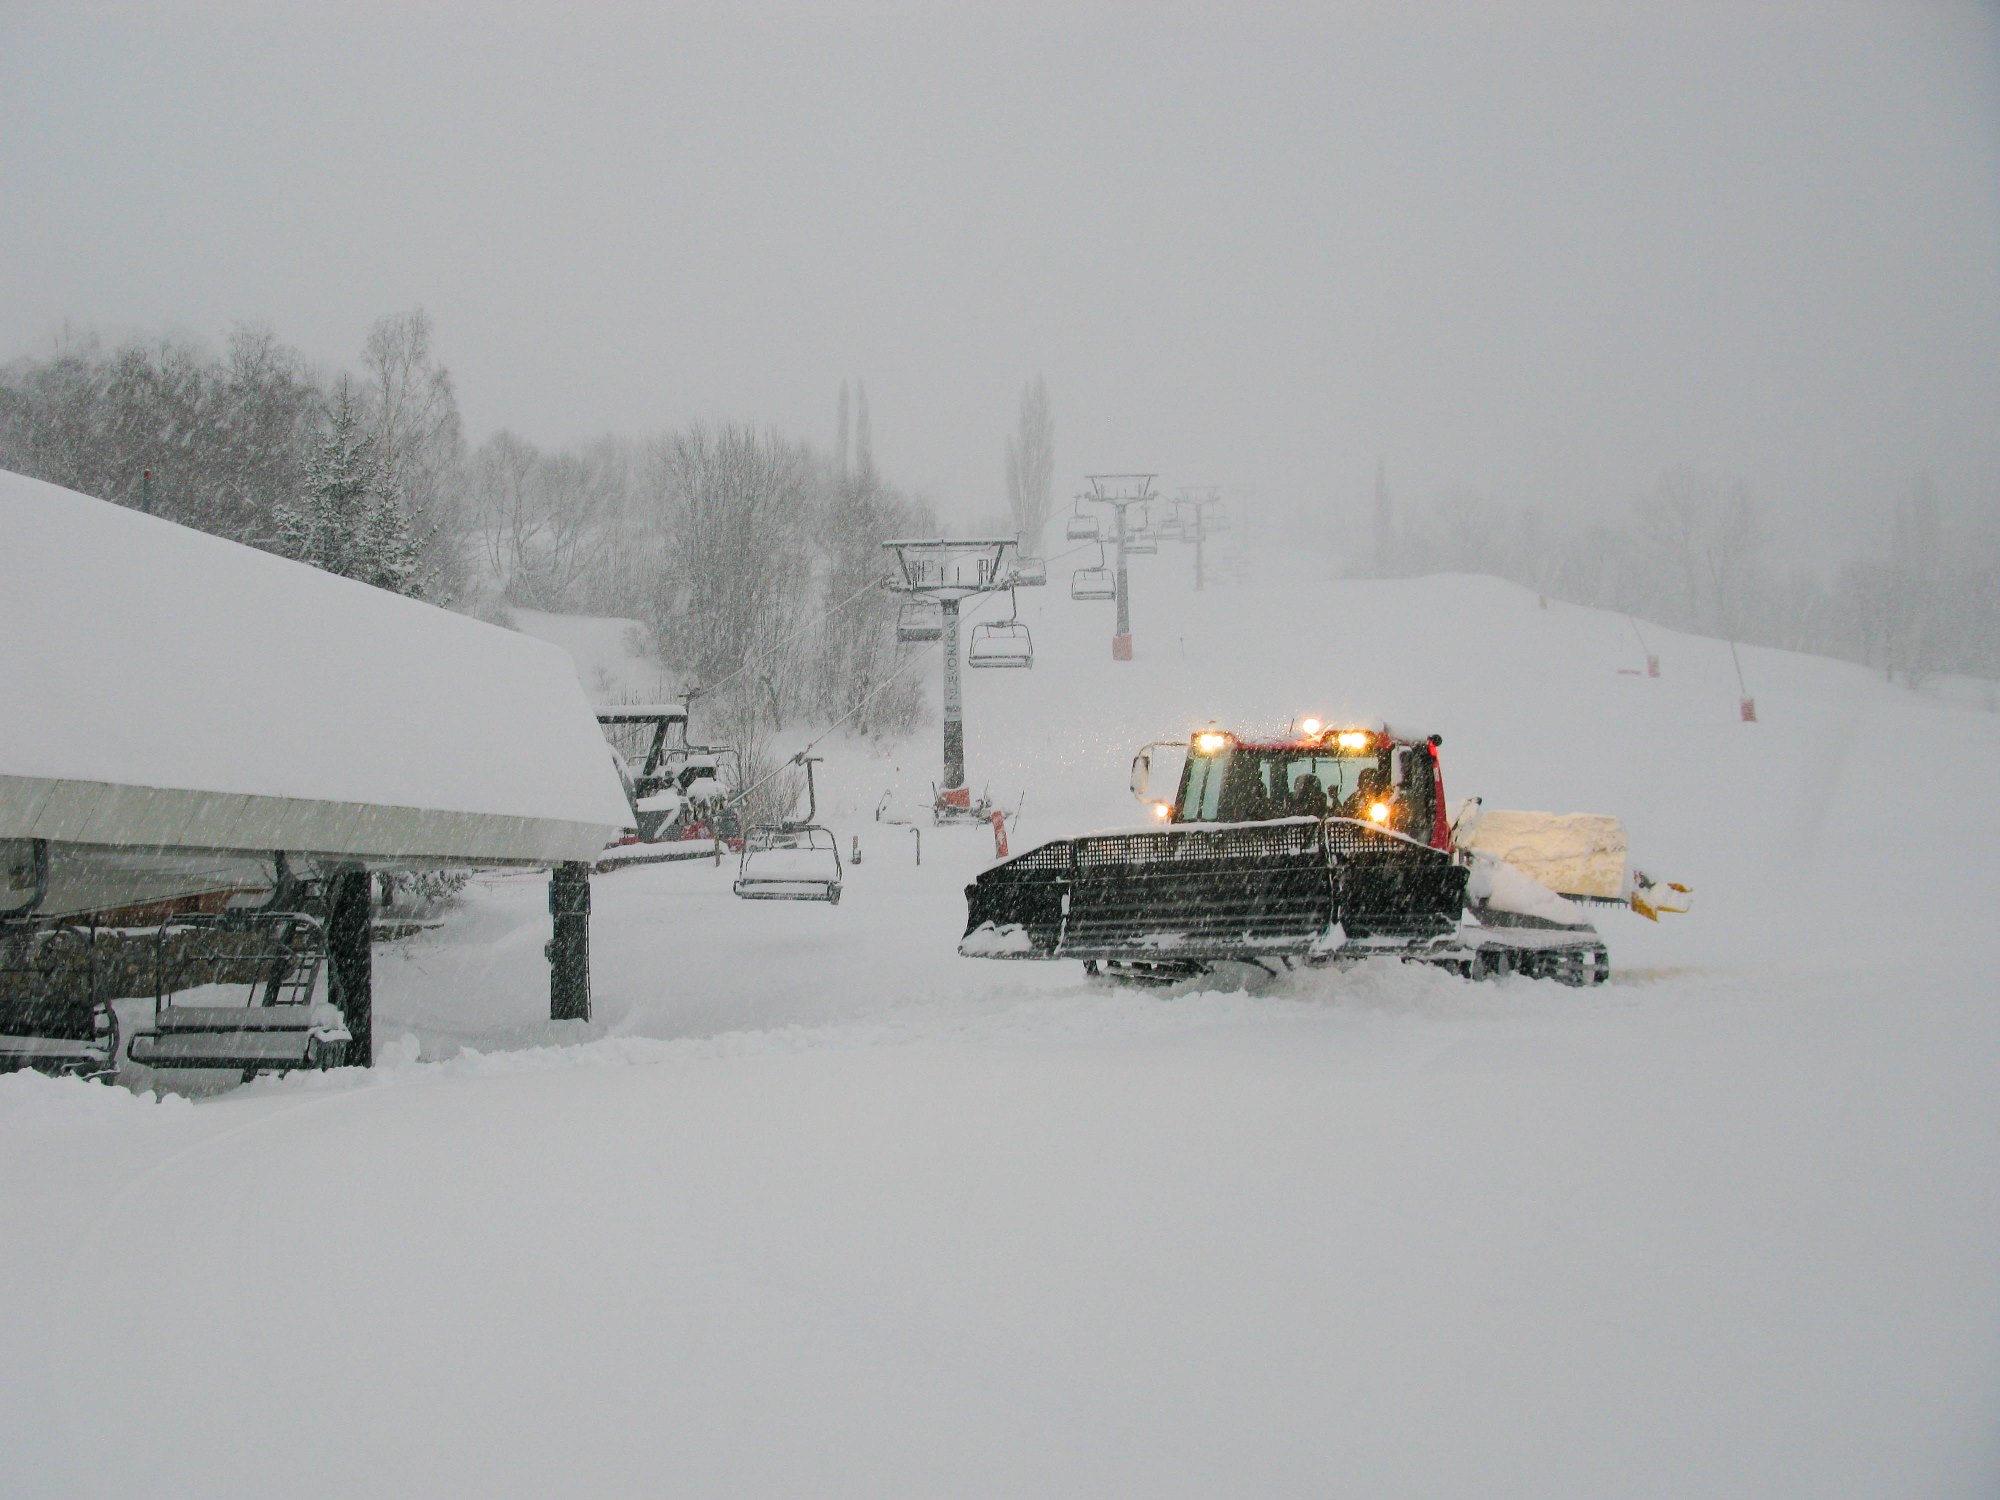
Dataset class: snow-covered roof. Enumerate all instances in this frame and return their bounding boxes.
[0,469,632,866]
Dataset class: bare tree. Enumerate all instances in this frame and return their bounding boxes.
[360,309,468,601]
[853,380,874,481]
[834,380,851,478]
[1625,466,1766,638]
[529,446,619,607]
[643,423,814,703]
[810,457,933,738]
[1701,481,1766,642]
[0,336,107,497]
[1634,466,1716,625]
[1003,374,1055,558]
[469,431,633,612]
[0,327,318,548]
[1419,486,1504,574]
[213,324,320,542]
[1856,472,1947,685]
[1372,457,1394,576]
[471,429,542,585]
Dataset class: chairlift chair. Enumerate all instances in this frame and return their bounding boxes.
[1009,555,1047,587]
[1065,505,1100,542]
[1071,554,1117,601]
[1119,498,1158,554]
[968,589,1034,669]
[598,703,749,852]
[734,756,843,904]
[0,924,117,1079]
[126,873,351,1079]
[896,599,943,643]
[0,840,109,1077]
[635,743,742,839]
[595,706,689,779]
[667,747,744,842]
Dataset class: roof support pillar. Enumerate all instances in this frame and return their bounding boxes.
[549,861,591,1022]
[327,867,373,1068]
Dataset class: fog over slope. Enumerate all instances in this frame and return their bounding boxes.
[3,3,1995,546]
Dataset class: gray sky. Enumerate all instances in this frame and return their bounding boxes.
[4,2,1996,552]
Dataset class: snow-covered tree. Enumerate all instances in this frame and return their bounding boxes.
[275,380,424,596]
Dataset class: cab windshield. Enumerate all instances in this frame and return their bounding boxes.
[1177,745,1432,839]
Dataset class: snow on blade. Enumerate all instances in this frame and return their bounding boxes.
[1455,806,1629,901]
[958,920,1035,956]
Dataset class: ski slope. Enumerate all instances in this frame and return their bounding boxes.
[5,539,1998,1498]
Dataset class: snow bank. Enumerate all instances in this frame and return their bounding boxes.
[0,1067,191,1126]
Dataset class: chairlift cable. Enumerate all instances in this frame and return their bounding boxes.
[723,536,1083,810]
[699,537,1086,705]
[725,635,941,810]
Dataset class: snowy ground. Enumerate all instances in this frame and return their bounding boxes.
[6,542,1999,1497]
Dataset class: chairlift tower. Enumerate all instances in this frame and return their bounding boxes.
[1174,485,1223,592]
[1081,473,1156,660]
[883,537,1017,816]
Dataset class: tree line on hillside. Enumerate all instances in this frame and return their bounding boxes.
[1,317,466,600]
[464,377,943,767]
[0,321,975,763]
[1370,465,1999,689]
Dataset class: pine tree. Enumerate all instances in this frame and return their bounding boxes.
[275,380,425,596]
